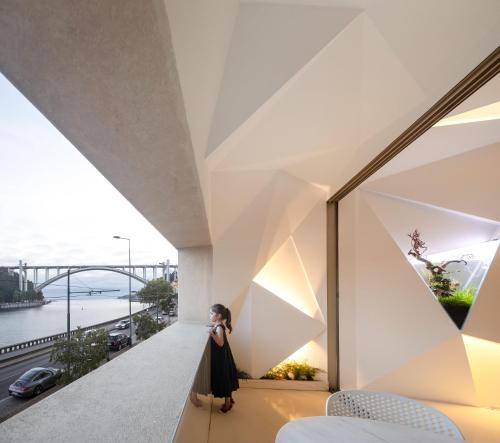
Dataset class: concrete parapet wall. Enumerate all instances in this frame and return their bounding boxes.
[0,322,209,442]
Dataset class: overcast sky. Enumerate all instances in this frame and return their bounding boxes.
[0,74,177,295]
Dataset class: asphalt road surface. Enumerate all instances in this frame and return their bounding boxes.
[0,319,151,423]
[0,350,61,402]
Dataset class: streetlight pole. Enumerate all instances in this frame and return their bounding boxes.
[156,289,159,325]
[67,268,70,346]
[113,236,133,346]
[66,266,75,375]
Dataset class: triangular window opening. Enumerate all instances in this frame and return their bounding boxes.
[407,230,499,328]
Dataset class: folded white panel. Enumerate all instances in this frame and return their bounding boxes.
[365,334,477,406]
[355,195,458,387]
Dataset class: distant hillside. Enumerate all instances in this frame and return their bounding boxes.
[0,268,43,303]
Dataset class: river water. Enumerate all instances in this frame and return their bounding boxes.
[0,297,146,347]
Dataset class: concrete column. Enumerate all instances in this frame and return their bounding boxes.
[34,269,38,286]
[153,267,157,279]
[45,268,49,281]
[19,260,23,291]
[178,246,212,323]
[142,267,146,279]
[166,259,170,281]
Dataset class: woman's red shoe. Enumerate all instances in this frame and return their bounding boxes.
[219,403,232,414]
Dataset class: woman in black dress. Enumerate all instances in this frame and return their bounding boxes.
[209,303,239,413]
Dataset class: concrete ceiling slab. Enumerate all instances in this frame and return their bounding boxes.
[0,0,210,248]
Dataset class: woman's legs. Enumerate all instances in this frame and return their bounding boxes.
[219,396,232,413]
[190,391,203,408]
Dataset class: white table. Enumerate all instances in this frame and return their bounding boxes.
[276,416,467,443]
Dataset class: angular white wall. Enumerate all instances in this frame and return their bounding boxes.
[339,144,500,407]
[162,0,500,383]
[211,170,328,377]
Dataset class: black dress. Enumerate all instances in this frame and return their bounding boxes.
[210,324,239,398]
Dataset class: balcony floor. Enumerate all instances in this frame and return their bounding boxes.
[207,388,500,443]
[208,388,329,443]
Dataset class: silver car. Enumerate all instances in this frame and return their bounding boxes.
[9,367,62,398]
[115,320,130,330]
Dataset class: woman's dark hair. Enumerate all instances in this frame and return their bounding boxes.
[211,303,233,333]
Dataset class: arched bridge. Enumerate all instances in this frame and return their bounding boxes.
[35,267,148,291]
[2,261,178,292]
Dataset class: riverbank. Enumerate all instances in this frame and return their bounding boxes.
[0,298,145,347]
[0,300,51,311]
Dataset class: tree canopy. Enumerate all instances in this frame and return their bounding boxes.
[133,313,165,340]
[137,278,175,307]
[50,328,108,384]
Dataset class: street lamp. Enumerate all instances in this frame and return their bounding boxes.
[113,235,133,346]
[66,265,78,375]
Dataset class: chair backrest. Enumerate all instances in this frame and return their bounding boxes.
[326,390,464,440]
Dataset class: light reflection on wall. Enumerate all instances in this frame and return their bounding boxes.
[462,334,500,408]
[434,101,500,127]
[253,237,322,320]
[287,339,325,364]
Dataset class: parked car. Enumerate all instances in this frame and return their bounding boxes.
[107,332,129,351]
[115,319,130,330]
[83,328,99,340]
[154,315,165,324]
[8,367,62,398]
[83,328,105,347]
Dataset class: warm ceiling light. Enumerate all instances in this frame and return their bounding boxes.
[435,101,500,127]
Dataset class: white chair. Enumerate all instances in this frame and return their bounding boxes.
[326,390,464,440]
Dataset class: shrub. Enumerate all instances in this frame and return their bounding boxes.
[262,360,320,381]
[439,287,475,308]
[133,313,165,340]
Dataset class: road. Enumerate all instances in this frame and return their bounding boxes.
[0,351,61,401]
[0,314,175,424]
[0,320,141,400]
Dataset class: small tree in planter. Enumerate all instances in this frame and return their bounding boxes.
[407,229,471,328]
[407,229,467,298]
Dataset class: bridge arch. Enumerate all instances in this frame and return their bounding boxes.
[35,266,148,291]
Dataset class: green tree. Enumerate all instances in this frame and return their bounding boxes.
[12,289,22,303]
[50,328,108,384]
[133,313,165,340]
[159,292,178,314]
[137,278,175,307]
